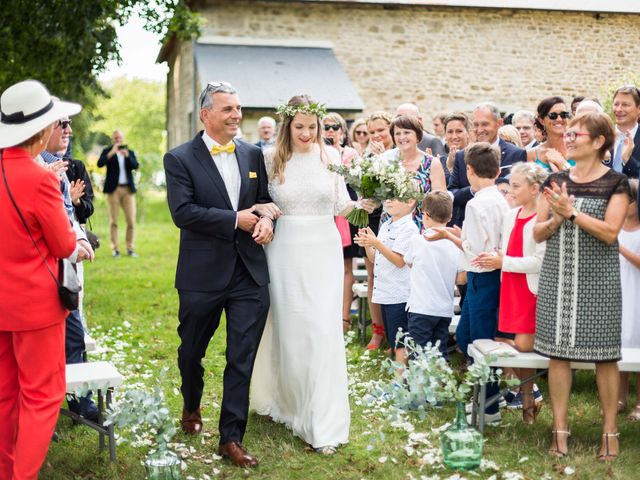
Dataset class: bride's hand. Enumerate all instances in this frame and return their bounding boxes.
[253,202,282,219]
[252,217,274,245]
[359,199,379,214]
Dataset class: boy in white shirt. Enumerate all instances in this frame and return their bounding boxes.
[429,142,509,424]
[354,199,418,364]
[403,191,464,360]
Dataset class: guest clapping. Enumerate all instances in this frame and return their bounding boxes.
[533,112,631,460]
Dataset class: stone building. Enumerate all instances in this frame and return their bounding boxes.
[157,0,640,147]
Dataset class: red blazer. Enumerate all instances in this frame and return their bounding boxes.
[0,147,76,331]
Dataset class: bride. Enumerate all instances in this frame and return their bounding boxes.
[251,94,374,454]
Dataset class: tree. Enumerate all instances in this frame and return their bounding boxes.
[0,0,201,108]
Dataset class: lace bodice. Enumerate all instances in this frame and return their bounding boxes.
[265,145,353,216]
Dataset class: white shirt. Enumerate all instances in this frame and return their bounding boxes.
[404,231,462,317]
[372,214,418,304]
[461,185,509,273]
[117,152,128,185]
[201,132,241,211]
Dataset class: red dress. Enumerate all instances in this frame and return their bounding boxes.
[498,210,537,334]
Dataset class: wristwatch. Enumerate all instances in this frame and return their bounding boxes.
[568,210,578,223]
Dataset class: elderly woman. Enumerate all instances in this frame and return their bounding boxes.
[527,97,575,172]
[349,118,369,157]
[0,80,80,479]
[533,112,631,461]
[322,112,360,332]
[384,115,447,230]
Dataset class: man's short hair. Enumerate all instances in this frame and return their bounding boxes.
[199,81,236,110]
[422,191,452,224]
[443,112,471,132]
[512,110,535,125]
[464,142,500,179]
[474,102,501,122]
[257,116,276,128]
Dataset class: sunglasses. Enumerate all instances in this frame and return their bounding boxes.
[324,124,341,131]
[546,111,571,120]
[563,131,590,142]
[355,130,368,136]
[56,119,72,129]
[200,81,233,108]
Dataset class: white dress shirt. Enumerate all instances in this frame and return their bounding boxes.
[117,152,128,185]
[461,185,509,273]
[201,132,241,211]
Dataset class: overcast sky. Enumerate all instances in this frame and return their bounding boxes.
[100,16,168,83]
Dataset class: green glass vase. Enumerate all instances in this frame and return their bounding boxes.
[440,401,483,470]
[144,449,181,479]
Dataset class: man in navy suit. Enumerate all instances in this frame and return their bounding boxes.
[448,102,527,226]
[607,85,640,178]
[164,81,279,468]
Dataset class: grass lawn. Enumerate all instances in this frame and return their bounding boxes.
[42,193,640,480]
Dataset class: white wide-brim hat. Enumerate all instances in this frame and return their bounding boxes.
[0,79,81,149]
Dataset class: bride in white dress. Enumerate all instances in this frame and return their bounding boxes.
[250,95,374,454]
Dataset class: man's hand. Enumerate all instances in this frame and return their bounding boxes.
[253,202,282,220]
[237,206,259,232]
[76,239,95,262]
[252,217,274,245]
[69,180,85,205]
[622,131,635,163]
[45,160,67,178]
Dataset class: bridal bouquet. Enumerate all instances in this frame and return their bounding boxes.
[328,153,421,227]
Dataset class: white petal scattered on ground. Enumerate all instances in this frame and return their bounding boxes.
[378,456,388,463]
[517,456,528,463]
[480,459,499,471]
[211,453,222,461]
[212,468,220,475]
[563,466,575,475]
[431,423,451,433]
[502,472,525,480]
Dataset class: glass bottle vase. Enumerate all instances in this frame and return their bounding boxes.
[440,401,483,470]
[144,449,181,480]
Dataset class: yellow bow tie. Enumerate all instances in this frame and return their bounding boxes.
[211,143,235,155]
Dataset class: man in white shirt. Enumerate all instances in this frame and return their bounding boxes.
[97,130,139,256]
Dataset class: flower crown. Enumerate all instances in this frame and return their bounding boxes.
[275,102,327,118]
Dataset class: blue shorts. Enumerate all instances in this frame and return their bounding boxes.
[407,312,451,359]
[380,303,408,349]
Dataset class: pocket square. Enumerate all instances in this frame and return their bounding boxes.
[249,171,257,178]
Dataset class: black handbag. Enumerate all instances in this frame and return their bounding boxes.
[1,152,81,310]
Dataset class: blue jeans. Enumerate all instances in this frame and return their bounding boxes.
[380,303,408,349]
[407,312,451,359]
[456,270,501,414]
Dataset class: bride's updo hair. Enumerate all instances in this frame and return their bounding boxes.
[271,94,326,183]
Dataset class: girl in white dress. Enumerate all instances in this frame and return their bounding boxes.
[618,179,640,419]
[250,95,375,454]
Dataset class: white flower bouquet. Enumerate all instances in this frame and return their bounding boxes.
[328,153,422,227]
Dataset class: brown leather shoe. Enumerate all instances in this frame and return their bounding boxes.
[181,407,202,434]
[219,441,259,467]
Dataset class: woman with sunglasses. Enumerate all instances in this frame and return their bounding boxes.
[349,118,369,157]
[534,112,631,461]
[527,97,575,173]
[322,113,361,333]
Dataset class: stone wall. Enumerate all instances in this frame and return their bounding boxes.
[164,0,639,147]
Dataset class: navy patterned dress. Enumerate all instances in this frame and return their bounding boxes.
[534,169,630,362]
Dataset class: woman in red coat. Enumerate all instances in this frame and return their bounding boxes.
[0,80,81,480]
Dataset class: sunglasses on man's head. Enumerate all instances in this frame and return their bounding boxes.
[56,120,72,129]
[546,111,571,120]
[324,124,341,131]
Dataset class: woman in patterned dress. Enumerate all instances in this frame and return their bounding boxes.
[533,112,631,461]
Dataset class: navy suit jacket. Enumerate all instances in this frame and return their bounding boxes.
[447,139,527,226]
[97,145,139,193]
[164,133,272,292]
[604,127,640,178]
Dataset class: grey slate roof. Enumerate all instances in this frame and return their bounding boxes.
[194,43,364,111]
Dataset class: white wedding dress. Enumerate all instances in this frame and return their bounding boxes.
[251,144,352,448]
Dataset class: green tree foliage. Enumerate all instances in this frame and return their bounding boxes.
[0,0,201,107]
